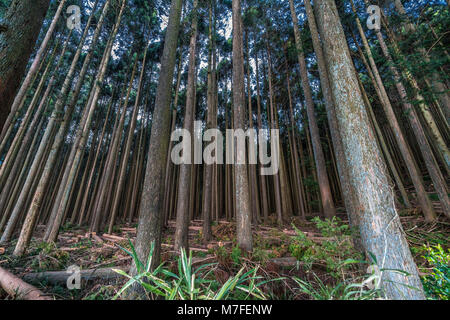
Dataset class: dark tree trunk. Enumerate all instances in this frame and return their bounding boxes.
[232,0,252,252]
[132,0,183,276]
[0,0,50,131]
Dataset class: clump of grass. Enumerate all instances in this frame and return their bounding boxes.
[293,268,382,300]
[113,241,277,300]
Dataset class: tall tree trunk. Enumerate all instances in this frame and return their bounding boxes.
[46,0,127,242]
[174,0,198,252]
[288,0,335,219]
[132,0,183,276]
[349,0,436,222]
[245,30,261,224]
[232,0,252,251]
[304,0,360,228]
[109,46,149,233]
[265,39,283,226]
[0,0,51,132]
[372,23,450,218]
[202,0,215,243]
[254,51,269,222]
[314,0,425,300]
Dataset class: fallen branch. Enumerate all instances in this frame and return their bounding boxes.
[161,243,209,253]
[23,267,128,285]
[192,256,216,266]
[0,267,51,300]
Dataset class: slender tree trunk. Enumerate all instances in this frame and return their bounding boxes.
[174,0,198,252]
[283,51,306,219]
[373,25,450,218]
[46,0,127,242]
[349,0,436,222]
[202,0,216,243]
[245,30,261,224]
[109,46,149,233]
[254,52,269,222]
[132,0,183,277]
[289,0,335,219]
[265,38,283,226]
[232,0,252,251]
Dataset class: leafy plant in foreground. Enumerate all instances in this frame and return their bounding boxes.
[113,241,273,300]
[421,244,449,300]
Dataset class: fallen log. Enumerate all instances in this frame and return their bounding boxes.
[0,267,51,300]
[269,257,298,268]
[23,267,127,285]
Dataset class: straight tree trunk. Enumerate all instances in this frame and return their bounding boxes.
[304,0,360,228]
[254,51,269,222]
[349,0,436,222]
[202,0,215,243]
[174,0,199,252]
[132,0,183,276]
[0,0,51,132]
[314,0,426,300]
[109,46,149,233]
[245,30,261,224]
[232,0,252,251]
[289,0,335,219]
[374,28,450,218]
[265,38,283,226]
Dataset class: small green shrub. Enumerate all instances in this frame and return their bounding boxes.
[289,217,362,279]
[421,244,449,300]
[231,246,243,265]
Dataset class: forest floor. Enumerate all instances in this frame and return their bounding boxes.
[0,205,448,300]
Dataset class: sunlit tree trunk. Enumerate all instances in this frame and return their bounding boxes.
[314,0,425,299]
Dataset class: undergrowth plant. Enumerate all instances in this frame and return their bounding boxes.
[289,217,362,279]
[421,244,449,300]
[293,270,382,300]
[113,241,273,300]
